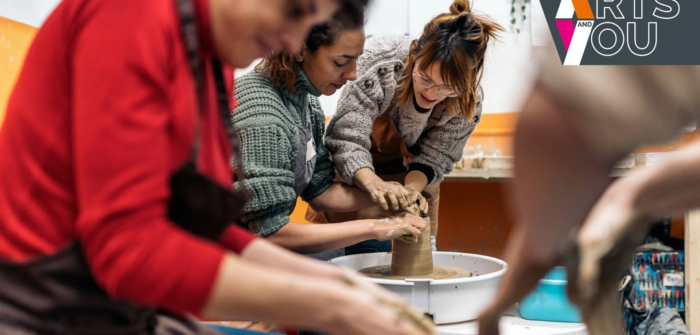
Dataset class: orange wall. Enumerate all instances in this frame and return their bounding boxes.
[467,112,517,155]
[437,181,514,258]
[433,113,517,257]
[0,16,37,128]
[434,112,518,258]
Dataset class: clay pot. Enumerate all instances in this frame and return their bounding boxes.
[391,217,433,276]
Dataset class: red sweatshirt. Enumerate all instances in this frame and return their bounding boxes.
[0,0,255,315]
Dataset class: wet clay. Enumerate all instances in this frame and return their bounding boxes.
[361,217,472,280]
[391,217,433,276]
[359,264,473,280]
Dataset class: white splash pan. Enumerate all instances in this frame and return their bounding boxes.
[329,252,507,324]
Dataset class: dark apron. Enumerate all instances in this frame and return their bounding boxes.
[0,0,248,333]
[307,101,444,236]
[0,243,225,335]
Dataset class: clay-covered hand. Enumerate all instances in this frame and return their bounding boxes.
[341,274,439,335]
[319,274,436,335]
[402,203,421,217]
[402,184,428,215]
[375,213,426,243]
[363,179,413,212]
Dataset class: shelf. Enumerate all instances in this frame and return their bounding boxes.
[443,169,513,181]
[444,168,631,182]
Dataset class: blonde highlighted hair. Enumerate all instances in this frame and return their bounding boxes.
[395,0,503,121]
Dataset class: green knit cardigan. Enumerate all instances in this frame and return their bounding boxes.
[232,68,334,236]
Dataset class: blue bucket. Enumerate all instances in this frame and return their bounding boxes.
[519,267,582,322]
[203,324,268,335]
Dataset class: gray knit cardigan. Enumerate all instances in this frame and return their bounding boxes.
[325,35,483,185]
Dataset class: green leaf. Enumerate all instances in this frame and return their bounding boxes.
[523,15,527,20]
[511,18,516,24]
[517,28,521,33]
[522,5,526,11]
[511,6,515,13]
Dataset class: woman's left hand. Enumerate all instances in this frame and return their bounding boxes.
[399,183,428,215]
[363,178,412,211]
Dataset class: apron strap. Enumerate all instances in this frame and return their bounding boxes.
[212,59,245,178]
[174,0,203,163]
[425,102,445,131]
[307,99,315,129]
[175,0,242,174]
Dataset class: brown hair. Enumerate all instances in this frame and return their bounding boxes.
[258,5,367,92]
[395,0,503,121]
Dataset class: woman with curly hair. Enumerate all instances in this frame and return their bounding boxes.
[232,16,426,260]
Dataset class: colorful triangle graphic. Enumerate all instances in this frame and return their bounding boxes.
[556,20,575,51]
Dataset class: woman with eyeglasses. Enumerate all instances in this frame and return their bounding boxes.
[315,0,503,254]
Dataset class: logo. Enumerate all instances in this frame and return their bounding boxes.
[540,0,699,65]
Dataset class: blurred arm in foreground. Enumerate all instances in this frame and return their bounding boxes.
[478,51,700,335]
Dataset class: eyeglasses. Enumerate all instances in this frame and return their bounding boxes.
[412,72,460,98]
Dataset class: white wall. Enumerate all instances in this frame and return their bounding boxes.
[316,0,549,116]
[0,0,61,27]
[365,0,409,37]
[2,0,549,116]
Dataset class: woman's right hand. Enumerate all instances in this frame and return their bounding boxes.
[206,253,436,335]
[353,168,413,211]
[318,275,437,335]
[373,213,426,243]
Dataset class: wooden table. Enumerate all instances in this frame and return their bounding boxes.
[444,168,700,333]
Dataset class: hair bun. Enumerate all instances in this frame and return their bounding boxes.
[449,0,471,15]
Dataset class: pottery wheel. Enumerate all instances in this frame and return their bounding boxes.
[359,264,473,280]
[364,214,475,280]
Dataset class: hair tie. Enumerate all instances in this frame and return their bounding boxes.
[465,11,470,14]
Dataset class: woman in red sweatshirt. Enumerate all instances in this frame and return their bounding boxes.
[0,0,433,334]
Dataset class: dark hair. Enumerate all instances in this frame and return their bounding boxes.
[259,6,366,92]
[395,0,504,121]
[288,0,368,28]
[334,0,370,29]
